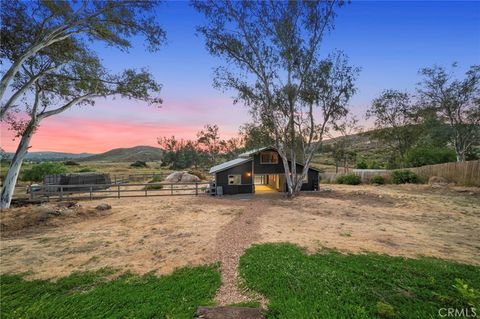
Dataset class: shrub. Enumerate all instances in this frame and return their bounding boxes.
[370,175,385,185]
[406,146,456,167]
[63,160,80,166]
[21,162,67,182]
[336,173,361,185]
[391,170,419,184]
[130,161,148,168]
[77,167,95,173]
[356,161,368,169]
[188,169,207,180]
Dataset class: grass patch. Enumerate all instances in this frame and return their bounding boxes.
[239,243,480,318]
[1,265,220,318]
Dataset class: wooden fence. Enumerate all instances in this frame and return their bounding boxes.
[29,181,211,201]
[409,160,480,186]
[320,160,480,186]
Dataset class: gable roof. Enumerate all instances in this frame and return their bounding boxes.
[238,147,272,158]
[209,157,252,174]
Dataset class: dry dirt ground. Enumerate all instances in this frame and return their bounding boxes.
[1,184,479,304]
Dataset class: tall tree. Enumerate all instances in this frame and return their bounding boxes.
[366,90,419,168]
[417,64,480,162]
[0,1,165,208]
[194,0,358,197]
[197,124,222,165]
[0,0,165,118]
[328,115,362,173]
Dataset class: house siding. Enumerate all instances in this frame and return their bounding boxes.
[215,160,253,195]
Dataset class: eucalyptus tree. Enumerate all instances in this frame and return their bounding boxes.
[0,0,165,208]
[1,46,162,208]
[0,0,165,118]
[194,0,358,196]
[417,64,480,162]
[366,90,419,168]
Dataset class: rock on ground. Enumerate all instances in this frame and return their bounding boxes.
[165,171,201,183]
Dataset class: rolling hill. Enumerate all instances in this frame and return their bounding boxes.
[4,151,94,161]
[80,146,164,162]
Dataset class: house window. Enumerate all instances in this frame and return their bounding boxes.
[260,151,278,164]
[228,174,241,185]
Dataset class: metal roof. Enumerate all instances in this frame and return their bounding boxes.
[209,157,252,174]
[238,147,271,158]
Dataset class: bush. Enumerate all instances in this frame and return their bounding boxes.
[63,161,80,166]
[406,146,456,167]
[77,167,95,173]
[370,175,385,185]
[356,161,368,169]
[336,173,361,185]
[188,169,207,180]
[391,170,419,184]
[21,162,67,182]
[130,161,148,168]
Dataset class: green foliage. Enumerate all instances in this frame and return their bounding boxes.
[356,160,368,169]
[391,170,419,184]
[239,243,480,319]
[21,162,67,182]
[406,146,456,167]
[130,161,148,168]
[370,175,385,185]
[336,173,361,185]
[64,160,80,166]
[77,167,95,173]
[1,266,220,318]
[453,278,480,308]
[376,302,395,318]
[188,169,208,180]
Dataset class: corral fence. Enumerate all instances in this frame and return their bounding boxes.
[319,160,480,186]
[29,181,211,201]
[110,173,167,184]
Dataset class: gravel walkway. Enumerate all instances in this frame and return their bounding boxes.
[213,199,268,306]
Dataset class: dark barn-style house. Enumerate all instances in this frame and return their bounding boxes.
[209,147,320,195]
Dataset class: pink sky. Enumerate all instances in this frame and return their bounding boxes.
[1,96,251,153]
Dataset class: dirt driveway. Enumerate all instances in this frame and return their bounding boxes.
[1,184,479,283]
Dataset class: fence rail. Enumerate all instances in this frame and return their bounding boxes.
[29,181,211,201]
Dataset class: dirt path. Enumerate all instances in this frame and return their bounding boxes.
[213,199,268,306]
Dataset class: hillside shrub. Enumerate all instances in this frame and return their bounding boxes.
[130,161,148,168]
[356,161,368,169]
[336,173,361,185]
[406,146,456,167]
[21,162,67,182]
[77,167,95,173]
[63,161,80,166]
[391,170,419,184]
[370,175,385,185]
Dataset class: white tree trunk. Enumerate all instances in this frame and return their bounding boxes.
[0,122,35,208]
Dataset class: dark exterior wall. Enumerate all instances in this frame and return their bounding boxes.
[215,160,253,195]
[253,150,319,191]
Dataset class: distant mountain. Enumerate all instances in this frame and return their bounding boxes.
[3,151,94,161]
[80,145,163,162]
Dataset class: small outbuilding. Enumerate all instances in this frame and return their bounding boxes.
[209,147,320,195]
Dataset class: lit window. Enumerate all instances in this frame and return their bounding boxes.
[260,152,278,164]
[228,175,241,185]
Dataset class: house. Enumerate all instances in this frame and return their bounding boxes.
[209,147,320,195]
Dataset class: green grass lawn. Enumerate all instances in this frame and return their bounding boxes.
[240,243,480,319]
[1,265,220,319]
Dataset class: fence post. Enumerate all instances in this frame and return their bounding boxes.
[60,186,63,200]
[90,186,93,200]
[117,185,120,198]
[171,184,173,195]
[195,182,198,196]
[145,186,147,197]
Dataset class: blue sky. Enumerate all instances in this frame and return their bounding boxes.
[2,0,479,152]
